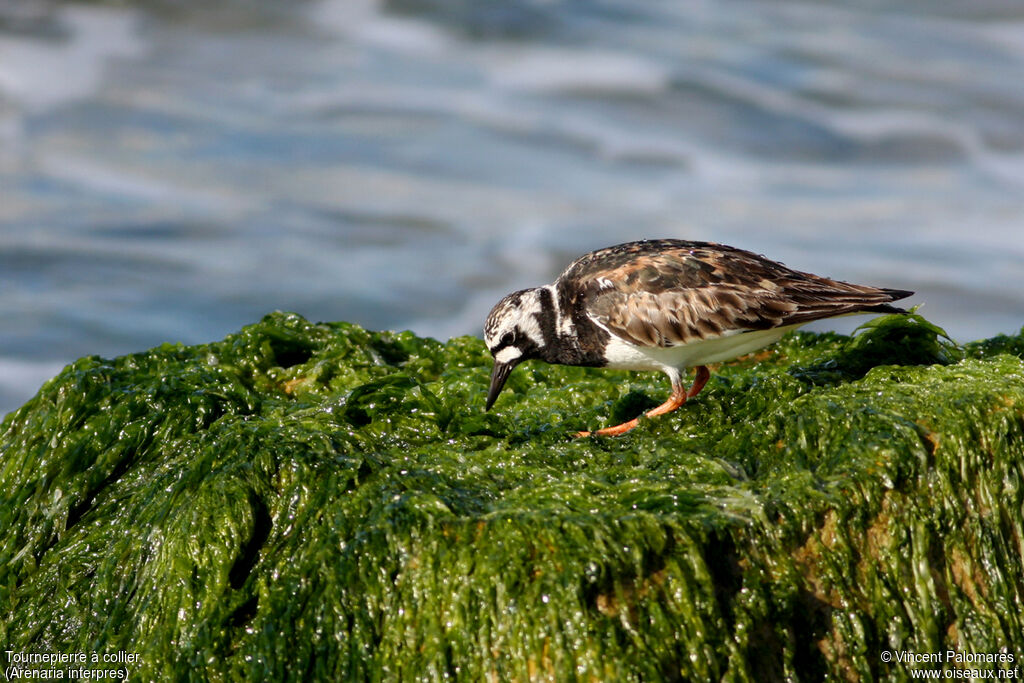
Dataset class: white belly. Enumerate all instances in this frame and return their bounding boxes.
[601,324,803,372]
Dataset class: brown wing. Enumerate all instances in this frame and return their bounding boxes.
[560,239,912,348]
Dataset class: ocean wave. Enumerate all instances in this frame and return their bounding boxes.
[0,358,66,416]
[0,5,144,111]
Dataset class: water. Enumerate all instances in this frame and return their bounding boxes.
[3,0,1024,416]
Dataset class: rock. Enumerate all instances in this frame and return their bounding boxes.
[2,311,1022,680]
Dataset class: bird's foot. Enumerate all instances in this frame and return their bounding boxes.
[574,365,710,438]
[574,417,641,438]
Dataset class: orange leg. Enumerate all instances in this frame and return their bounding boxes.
[575,365,711,437]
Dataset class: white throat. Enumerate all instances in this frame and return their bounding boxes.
[494,346,523,364]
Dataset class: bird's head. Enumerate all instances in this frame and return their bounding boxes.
[483,288,546,410]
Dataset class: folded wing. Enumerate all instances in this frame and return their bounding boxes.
[563,240,911,349]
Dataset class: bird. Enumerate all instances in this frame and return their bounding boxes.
[483,239,913,437]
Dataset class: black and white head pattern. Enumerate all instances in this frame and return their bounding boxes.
[483,288,547,367]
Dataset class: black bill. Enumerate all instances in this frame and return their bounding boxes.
[485,360,515,411]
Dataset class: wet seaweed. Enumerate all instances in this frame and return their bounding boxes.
[2,311,1022,681]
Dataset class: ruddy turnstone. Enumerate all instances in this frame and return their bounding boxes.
[484,239,913,437]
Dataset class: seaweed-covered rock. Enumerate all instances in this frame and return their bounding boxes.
[1,311,1022,681]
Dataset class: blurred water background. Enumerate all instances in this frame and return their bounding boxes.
[2,0,1024,416]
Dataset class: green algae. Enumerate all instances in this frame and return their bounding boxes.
[2,311,1023,681]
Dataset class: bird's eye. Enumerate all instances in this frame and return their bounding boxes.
[501,332,514,346]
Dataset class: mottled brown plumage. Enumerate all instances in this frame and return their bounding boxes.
[565,240,908,349]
